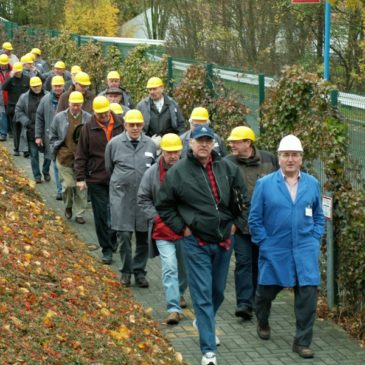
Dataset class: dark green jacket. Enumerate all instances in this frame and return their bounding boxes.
[156,150,249,243]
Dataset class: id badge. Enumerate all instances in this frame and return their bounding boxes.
[305,207,313,217]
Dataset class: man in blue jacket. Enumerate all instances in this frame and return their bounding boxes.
[249,134,325,359]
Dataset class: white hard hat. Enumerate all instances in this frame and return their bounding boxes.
[277,134,303,152]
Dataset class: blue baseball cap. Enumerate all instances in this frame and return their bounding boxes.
[191,125,214,139]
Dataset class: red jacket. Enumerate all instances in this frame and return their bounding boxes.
[0,65,12,107]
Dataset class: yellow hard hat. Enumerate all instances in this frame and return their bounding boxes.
[2,42,13,51]
[0,54,9,65]
[146,77,163,89]
[74,71,91,86]
[107,71,120,80]
[227,126,256,142]
[69,91,84,104]
[190,107,209,121]
[31,48,41,56]
[110,103,123,115]
[12,62,23,72]
[29,76,42,87]
[124,109,144,124]
[51,75,65,86]
[26,53,36,61]
[93,96,110,113]
[160,133,183,152]
[71,65,82,75]
[20,54,33,64]
[54,61,66,69]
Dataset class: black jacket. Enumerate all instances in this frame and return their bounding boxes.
[2,74,30,108]
[156,150,249,242]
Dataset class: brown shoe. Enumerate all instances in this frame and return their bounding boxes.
[65,207,72,219]
[166,312,181,325]
[75,217,85,224]
[120,274,131,287]
[179,295,187,308]
[292,344,314,358]
[257,324,271,340]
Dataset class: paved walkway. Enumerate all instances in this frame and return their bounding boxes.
[3,139,364,365]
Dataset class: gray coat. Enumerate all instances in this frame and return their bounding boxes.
[35,92,57,159]
[137,156,162,258]
[15,90,49,152]
[105,132,157,232]
[49,109,92,160]
[136,95,185,135]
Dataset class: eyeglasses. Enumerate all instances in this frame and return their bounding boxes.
[279,152,302,160]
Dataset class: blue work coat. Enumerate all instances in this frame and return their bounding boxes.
[248,170,325,287]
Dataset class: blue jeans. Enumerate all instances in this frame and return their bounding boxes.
[53,160,62,194]
[182,234,232,354]
[156,239,187,313]
[28,140,51,180]
[233,233,259,310]
[0,111,8,138]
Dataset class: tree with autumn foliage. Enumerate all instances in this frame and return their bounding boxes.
[63,0,119,36]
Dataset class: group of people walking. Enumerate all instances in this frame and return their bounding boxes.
[1,41,325,365]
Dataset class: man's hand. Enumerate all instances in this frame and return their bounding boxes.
[183,226,192,236]
[151,134,162,149]
[35,138,43,146]
[76,181,87,191]
[231,224,237,235]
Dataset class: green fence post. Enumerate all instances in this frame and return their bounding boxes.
[167,56,174,91]
[331,89,338,107]
[77,35,81,47]
[206,63,214,92]
[258,74,266,133]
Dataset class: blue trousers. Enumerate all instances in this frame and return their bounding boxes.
[182,234,232,354]
[28,140,51,180]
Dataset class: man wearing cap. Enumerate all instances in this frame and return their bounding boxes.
[15,77,48,183]
[75,96,124,264]
[137,133,188,325]
[156,125,248,365]
[50,91,92,223]
[31,48,49,74]
[99,71,134,109]
[104,87,130,115]
[137,77,185,148]
[35,75,65,199]
[180,107,226,158]
[2,61,30,152]
[43,61,72,91]
[0,54,12,141]
[56,71,94,114]
[225,126,278,321]
[1,42,19,65]
[249,134,325,359]
[105,109,156,288]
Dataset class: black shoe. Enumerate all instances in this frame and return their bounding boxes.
[43,174,51,182]
[0,136,6,141]
[101,254,113,265]
[56,192,63,201]
[235,306,253,320]
[257,324,271,340]
[120,274,131,287]
[65,207,72,219]
[292,344,314,358]
[23,152,30,158]
[13,151,20,156]
[135,276,149,288]
[35,177,42,184]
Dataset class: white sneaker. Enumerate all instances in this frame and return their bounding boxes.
[201,352,217,365]
[193,319,220,346]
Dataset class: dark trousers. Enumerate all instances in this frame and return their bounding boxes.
[12,121,22,152]
[117,231,148,278]
[88,183,116,255]
[233,233,259,309]
[255,284,318,346]
[28,140,51,179]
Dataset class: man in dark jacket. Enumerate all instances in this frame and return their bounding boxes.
[56,72,94,114]
[156,125,249,365]
[225,126,278,321]
[15,76,48,183]
[75,96,124,264]
[2,62,29,154]
[136,77,185,149]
